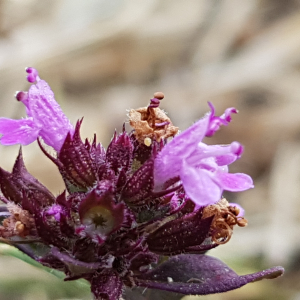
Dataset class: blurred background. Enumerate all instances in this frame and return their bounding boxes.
[0,0,299,299]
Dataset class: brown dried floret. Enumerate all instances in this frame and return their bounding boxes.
[0,203,36,238]
[129,93,178,144]
[202,198,247,245]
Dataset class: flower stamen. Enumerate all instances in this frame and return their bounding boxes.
[202,198,247,245]
[129,92,178,143]
[0,203,35,238]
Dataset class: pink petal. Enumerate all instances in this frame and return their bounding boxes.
[27,80,74,151]
[0,118,40,145]
[215,154,237,166]
[168,116,210,157]
[154,116,210,188]
[213,172,254,192]
[187,142,243,166]
[180,161,222,206]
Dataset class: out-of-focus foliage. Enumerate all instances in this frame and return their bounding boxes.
[0,243,91,300]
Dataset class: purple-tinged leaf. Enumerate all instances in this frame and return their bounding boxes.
[128,250,158,273]
[135,254,284,295]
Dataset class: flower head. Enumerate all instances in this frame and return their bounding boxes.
[0,67,74,151]
[0,72,283,300]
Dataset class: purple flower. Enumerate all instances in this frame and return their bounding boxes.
[0,72,283,300]
[0,67,74,151]
[154,103,253,206]
[135,254,284,296]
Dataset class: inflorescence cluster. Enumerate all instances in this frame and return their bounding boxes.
[0,68,283,300]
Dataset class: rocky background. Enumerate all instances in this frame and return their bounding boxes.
[0,0,299,299]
